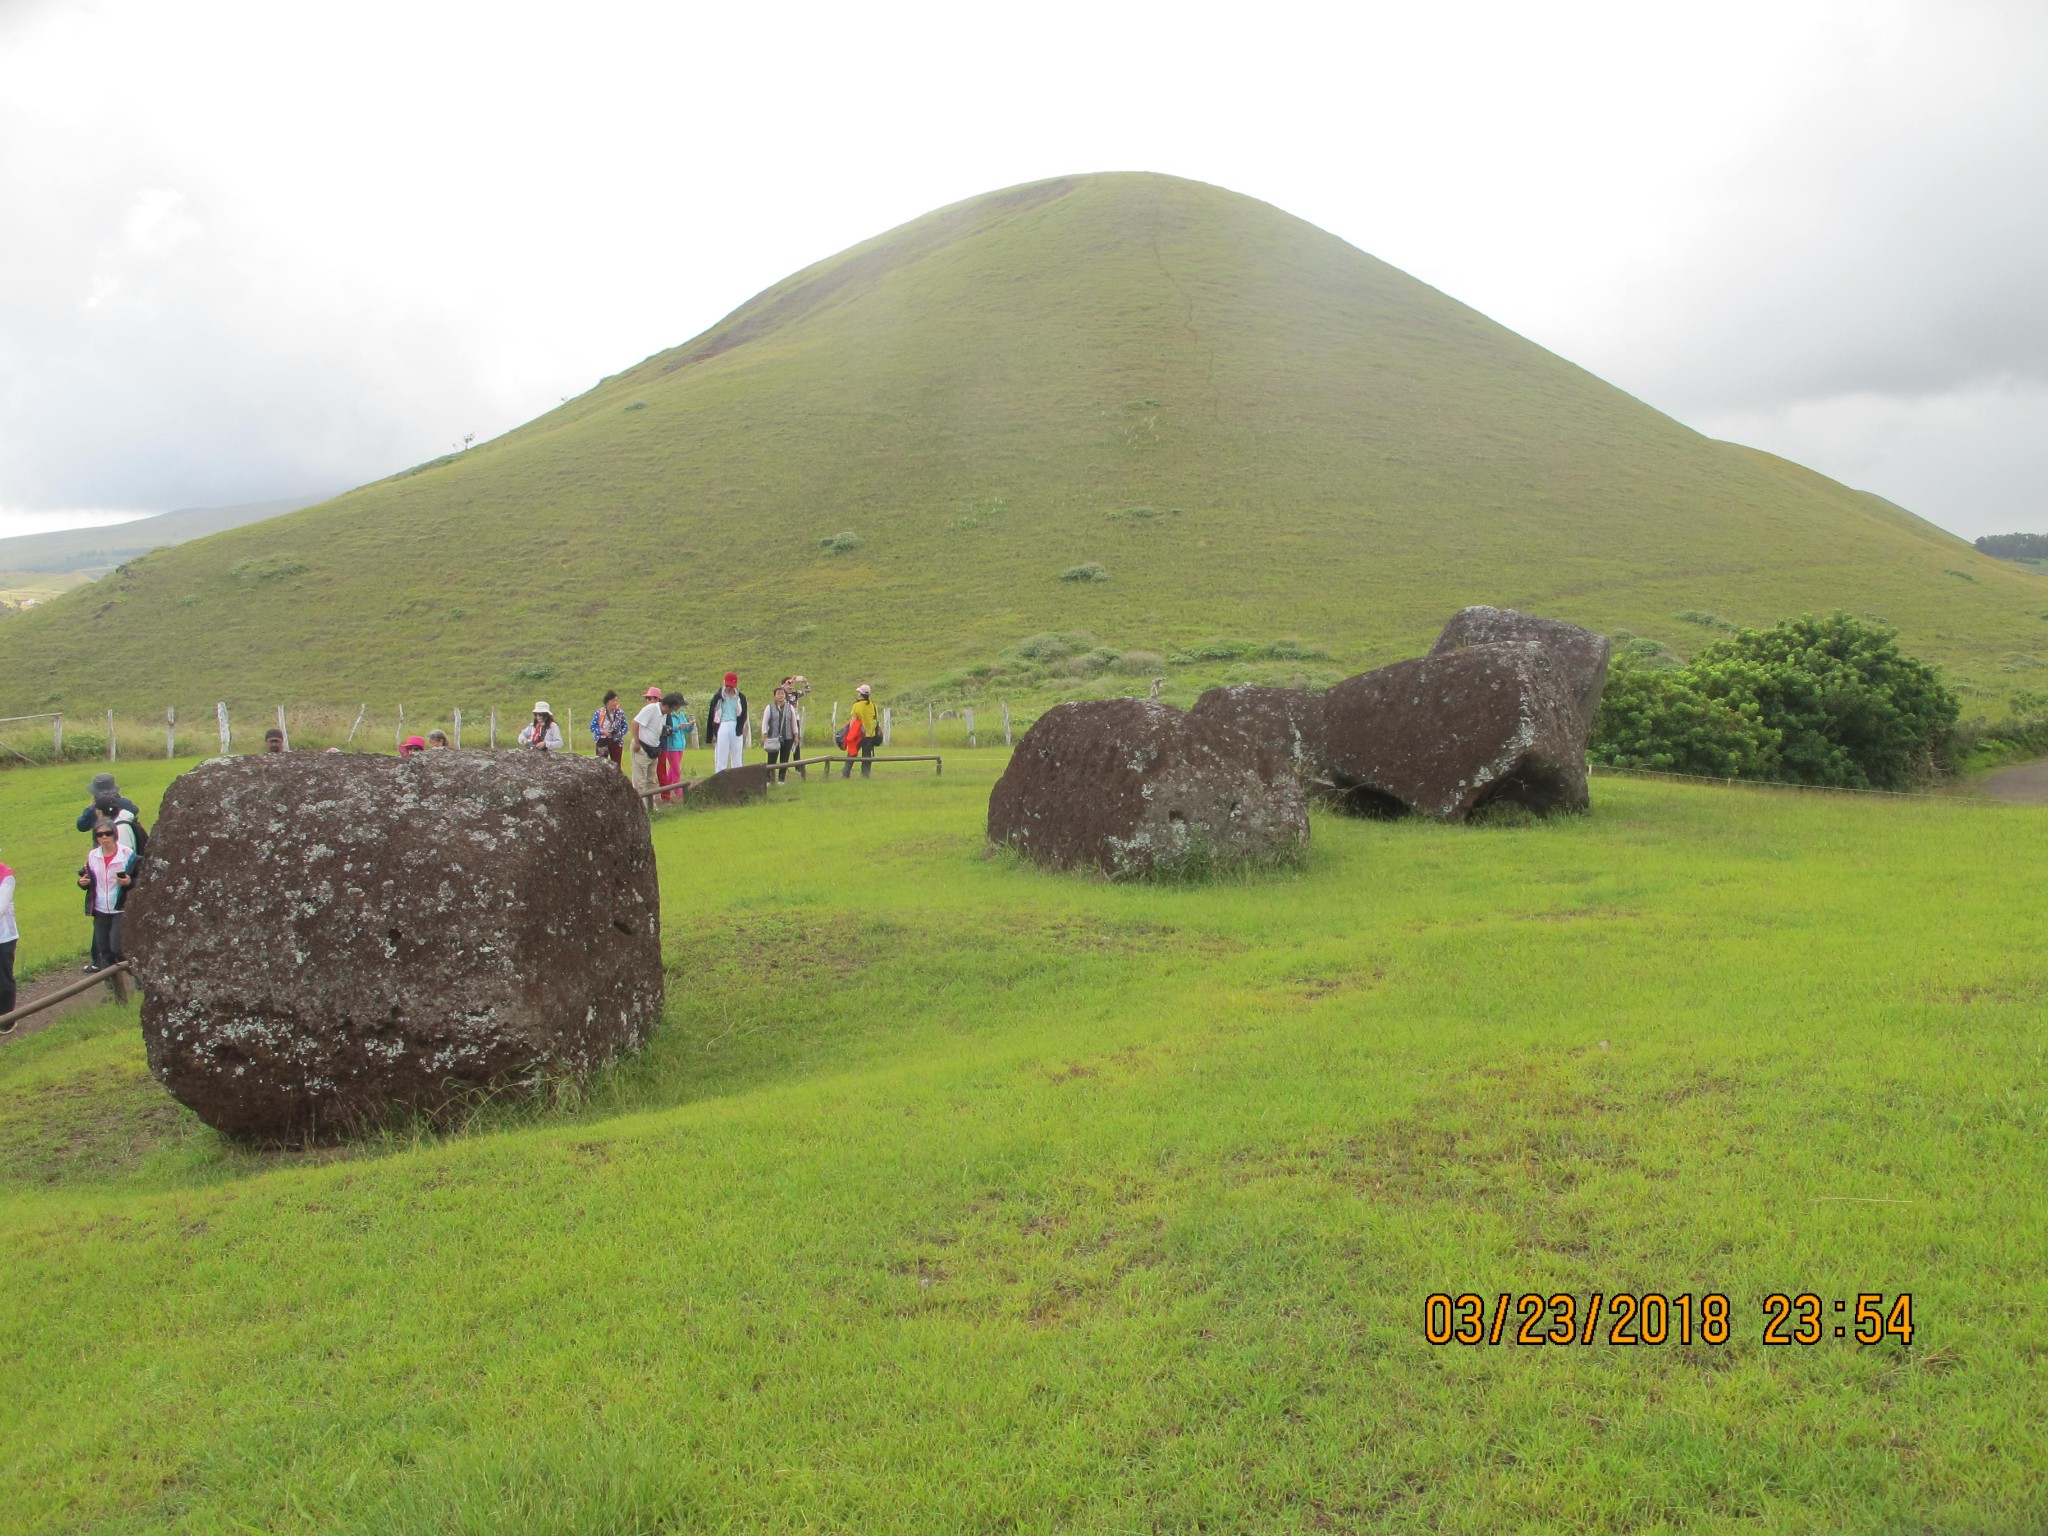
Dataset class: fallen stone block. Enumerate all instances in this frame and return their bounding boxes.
[1320,642,1589,820]
[1429,605,1611,736]
[1188,684,1327,779]
[126,751,662,1144]
[988,698,1308,877]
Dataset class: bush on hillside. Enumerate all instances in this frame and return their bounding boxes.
[820,532,862,554]
[1593,612,1960,789]
[1060,563,1109,582]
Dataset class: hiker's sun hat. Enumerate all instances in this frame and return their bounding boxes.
[644,686,663,700]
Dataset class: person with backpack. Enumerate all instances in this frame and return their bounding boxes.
[0,851,17,1022]
[74,773,146,857]
[707,672,748,773]
[77,822,135,974]
[844,684,880,778]
[657,692,692,802]
[762,685,803,781]
[631,686,666,800]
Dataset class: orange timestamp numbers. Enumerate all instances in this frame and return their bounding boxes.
[1425,1292,1728,1346]
[1423,1292,1915,1346]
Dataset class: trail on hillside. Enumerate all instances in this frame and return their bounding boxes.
[1978,759,2048,803]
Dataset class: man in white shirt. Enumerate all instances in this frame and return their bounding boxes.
[631,686,666,801]
[708,672,749,773]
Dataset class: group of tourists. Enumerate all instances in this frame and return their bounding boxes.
[582,672,882,799]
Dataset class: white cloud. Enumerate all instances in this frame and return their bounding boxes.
[0,0,2043,533]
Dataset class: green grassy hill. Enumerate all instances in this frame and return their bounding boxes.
[2,171,2043,721]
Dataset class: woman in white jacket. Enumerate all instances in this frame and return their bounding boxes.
[518,701,564,752]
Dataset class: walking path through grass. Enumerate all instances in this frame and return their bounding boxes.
[1,753,2044,1532]
[1977,756,2048,802]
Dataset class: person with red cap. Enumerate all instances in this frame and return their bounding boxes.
[631,686,666,800]
[708,671,748,773]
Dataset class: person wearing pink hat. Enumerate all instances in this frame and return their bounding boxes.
[399,735,428,758]
[707,671,748,773]
[631,687,666,800]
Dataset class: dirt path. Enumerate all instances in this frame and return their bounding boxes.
[0,967,132,1048]
[1978,759,2048,804]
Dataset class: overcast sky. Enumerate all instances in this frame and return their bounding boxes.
[2,0,2043,540]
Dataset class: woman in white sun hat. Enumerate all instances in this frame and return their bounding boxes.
[518,701,563,752]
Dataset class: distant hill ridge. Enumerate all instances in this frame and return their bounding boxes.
[0,497,329,576]
[0,171,2041,716]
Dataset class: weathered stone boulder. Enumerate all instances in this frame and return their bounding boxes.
[1188,685,1328,779]
[1320,642,1589,820]
[988,698,1308,877]
[1429,605,1611,734]
[680,764,771,808]
[127,751,662,1143]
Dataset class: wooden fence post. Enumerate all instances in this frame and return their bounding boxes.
[490,707,497,749]
[966,707,976,748]
[216,702,230,755]
[166,706,176,759]
[106,708,117,762]
[396,705,404,751]
[1003,702,1011,746]
[453,707,462,749]
[276,704,289,752]
[344,704,366,748]
[882,707,892,747]
[53,713,63,756]
[928,702,935,745]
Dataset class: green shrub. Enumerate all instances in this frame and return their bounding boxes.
[1595,612,1960,789]
[1060,563,1108,582]
[1592,664,1778,778]
[1010,632,1093,663]
[1689,613,1959,789]
[227,555,308,583]
[820,532,862,554]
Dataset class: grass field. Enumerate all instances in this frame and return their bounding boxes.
[4,172,2047,724]
[2,752,2044,1532]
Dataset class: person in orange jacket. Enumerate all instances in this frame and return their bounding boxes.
[841,707,866,779]
[845,684,880,778]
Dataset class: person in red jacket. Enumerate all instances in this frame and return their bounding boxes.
[841,708,866,779]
